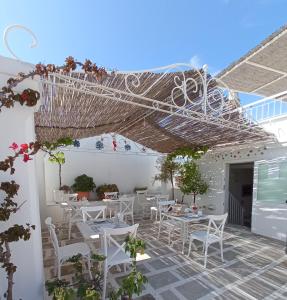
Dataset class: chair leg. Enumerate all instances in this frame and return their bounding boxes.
[155,210,158,221]
[68,220,72,240]
[123,263,127,273]
[58,261,61,279]
[188,238,193,256]
[204,243,208,268]
[158,222,161,239]
[102,265,107,300]
[220,240,224,262]
[131,214,134,225]
[87,255,92,279]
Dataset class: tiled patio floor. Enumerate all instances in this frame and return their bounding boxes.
[42,219,287,299]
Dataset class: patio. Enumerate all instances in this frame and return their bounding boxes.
[1,9,287,300]
[42,218,287,300]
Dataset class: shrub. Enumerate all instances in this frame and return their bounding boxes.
[72,174,96,192]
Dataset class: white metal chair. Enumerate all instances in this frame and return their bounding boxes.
[81,205,107,223]
[45,217,92,279]
[104,192,118,199]
[101,224,139,300]
[188,213,228,268]
[136,190,149,217]
[67,195,89,239]
[119,197,135,224]
[150,194,169,221]
[157,200,180,244]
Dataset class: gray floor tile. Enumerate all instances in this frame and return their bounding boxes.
[148,271,179,289]
[175,278,214,299]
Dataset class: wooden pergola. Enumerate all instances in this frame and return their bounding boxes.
[35,64,272,153]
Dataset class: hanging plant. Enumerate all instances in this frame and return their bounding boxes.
[96,140,104,150]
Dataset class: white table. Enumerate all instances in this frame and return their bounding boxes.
[161,212,209,253]
[77,219,129,241]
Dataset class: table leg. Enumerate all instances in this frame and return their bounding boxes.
[182,223,187,254]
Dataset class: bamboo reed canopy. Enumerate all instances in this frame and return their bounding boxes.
[35,64,272,153]
[218,24,287,100]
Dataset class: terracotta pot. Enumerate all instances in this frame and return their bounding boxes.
[77,191,90,201]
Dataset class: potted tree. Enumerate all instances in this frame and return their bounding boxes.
[177,161,208,211]
[72,174,96,200]
[154,156,179,200]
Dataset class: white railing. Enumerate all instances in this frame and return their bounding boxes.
[241,92,287,124]
[228,192,244,226]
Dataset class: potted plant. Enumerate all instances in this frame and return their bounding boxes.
[154,156,180,200]
[177,161,208,211]
[72,174,96,200]
[96,184,119,200]
[59,185,71,194]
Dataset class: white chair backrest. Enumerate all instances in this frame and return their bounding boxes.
[65,193,78,202]
[207,213,228,239]
[53,190,64,204]
[104,192,118,199]
[81,206,107,222]
[136,190,147,195]
[102,224,139,264]
[158,200,176,211]
[156,194,169,201]
[119,197,134,215]
[45,217,60,256]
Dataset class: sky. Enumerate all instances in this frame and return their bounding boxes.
[0,0,287,104]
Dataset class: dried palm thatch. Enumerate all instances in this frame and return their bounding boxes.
[35,67,272,153]
[218,24,287,99]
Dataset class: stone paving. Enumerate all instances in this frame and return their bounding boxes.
[42,219,287,299]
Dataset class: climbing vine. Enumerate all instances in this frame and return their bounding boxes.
[0,137,77,300]
[0,56,108,111]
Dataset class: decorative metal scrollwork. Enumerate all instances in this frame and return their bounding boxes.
[3,24,38,60]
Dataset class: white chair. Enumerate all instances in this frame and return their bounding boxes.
[81,205,107,223]
[119,197,135,224]
[45,217,92,279]
[101,224,139,300]
[67,195,89,239]
[53,189,64,204]
[104,192,118,199]
[136,190,148,217]
[150,194,169,221]
[188,213,228,268]
[157,200,180,244]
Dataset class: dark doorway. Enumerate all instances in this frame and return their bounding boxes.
[228,163,254,227]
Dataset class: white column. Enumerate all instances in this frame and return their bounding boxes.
[0,56,44,299]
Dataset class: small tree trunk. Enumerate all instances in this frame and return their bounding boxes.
[58,163,62,188]
[193,193,196,205]
[5,241,13,300]
[170,172,175,200]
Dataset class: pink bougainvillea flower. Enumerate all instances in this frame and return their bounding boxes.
[9,142,18,151]
[20,144,29,152]
[23,153,32,162]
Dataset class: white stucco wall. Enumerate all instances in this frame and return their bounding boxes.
[37,136,162,224]
[0,56,44,299]
[196,116,287,241]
